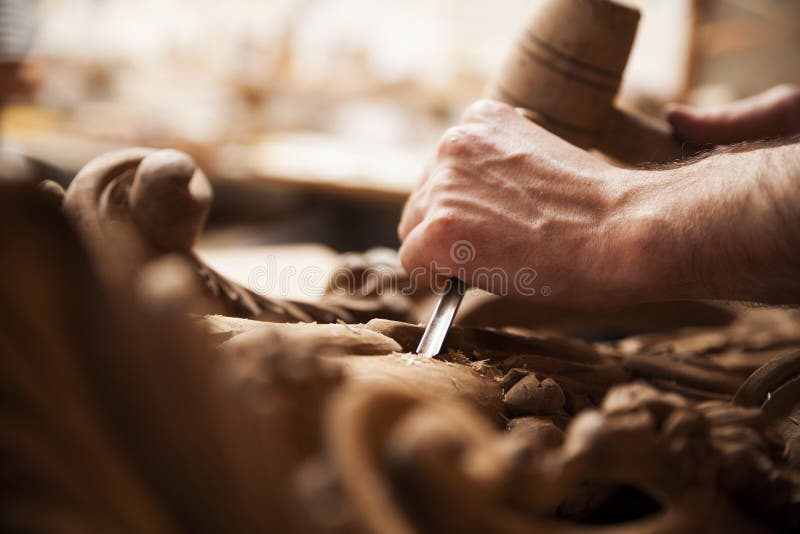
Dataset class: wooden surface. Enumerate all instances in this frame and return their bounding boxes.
[3,105,421,205]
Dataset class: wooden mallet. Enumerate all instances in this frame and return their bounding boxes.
[488,0,695,164]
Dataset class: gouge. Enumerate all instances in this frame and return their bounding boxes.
[415,277,466,357]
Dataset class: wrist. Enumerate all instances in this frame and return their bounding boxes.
[618,144,800,305]
[601,167,697,304]
[688,146,800,304]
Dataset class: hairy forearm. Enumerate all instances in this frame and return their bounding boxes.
[635,137,800,304]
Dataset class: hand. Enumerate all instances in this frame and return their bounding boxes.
[397,100,660,309]
[398,99,800,309]
[667,84,800,145]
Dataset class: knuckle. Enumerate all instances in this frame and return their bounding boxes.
[428,168,461,195]
[462,98,514,122]
[438,126,479,158]
[425,209,461,244]
[438,125,497,160]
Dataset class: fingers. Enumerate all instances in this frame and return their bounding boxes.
[397,165,457,242]
[399,209,465,286]
[398,219,433,287]
[397,186,427,242]
[398,157,434,241]
[666,84,800,145]
[398,99,519,248]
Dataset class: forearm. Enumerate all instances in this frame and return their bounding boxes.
[634,138,800,304]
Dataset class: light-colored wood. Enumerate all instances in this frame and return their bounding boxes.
[489,0,693,164]
[598,107,689,163]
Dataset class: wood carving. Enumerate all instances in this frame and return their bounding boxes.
[59,147,348,323]
[2,149,799,532]
[323,248,422,323]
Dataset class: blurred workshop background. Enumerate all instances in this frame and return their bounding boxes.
[1,0,799,295]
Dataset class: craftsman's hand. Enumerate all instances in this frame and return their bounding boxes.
[667,84,800,145]
[399,99,800,308]
[398,100,653,308]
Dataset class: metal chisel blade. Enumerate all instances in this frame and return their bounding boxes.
[415,277,466,357]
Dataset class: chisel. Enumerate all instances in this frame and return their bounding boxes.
[415,277,466,357]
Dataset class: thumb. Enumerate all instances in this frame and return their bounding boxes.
[666,84,800,145]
